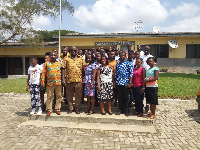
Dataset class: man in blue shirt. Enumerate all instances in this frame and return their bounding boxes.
[114,51,133,116]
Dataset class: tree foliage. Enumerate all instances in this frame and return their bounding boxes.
[0,0,74,45]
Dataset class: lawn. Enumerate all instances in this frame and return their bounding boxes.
[0,73,199,100]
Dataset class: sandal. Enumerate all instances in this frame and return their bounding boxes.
[87,109,95,115]
[147,115,155,119]
[132,112,140,115]
[85,108,90,113]
[137,113,143,117]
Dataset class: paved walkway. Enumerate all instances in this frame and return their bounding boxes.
[0,93,200,150]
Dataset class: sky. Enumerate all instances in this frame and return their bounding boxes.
[5,0,200,34]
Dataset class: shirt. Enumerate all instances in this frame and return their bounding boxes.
[41,61,62,86]
[140,54,154,70]
[133,67,144,87]
[28,64,42,84]
[61,55,85,83]
[115,60,133,85]
[146,66,159,87]
[108,59,117,76]
[83,63,96,84]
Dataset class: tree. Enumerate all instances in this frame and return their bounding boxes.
[0,0,74,45]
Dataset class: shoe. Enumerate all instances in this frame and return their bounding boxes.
[101,112,106,115]
[85,108,90,113]
[108,111,112,115]
[67,110,73,114]
[115,110,121,115]
[87,109,95,115]
[145,105,150,113]
[42,105,46,111]
[37,110,42,115]
[56,110,61,115]
[132,112,140,115]
[125,112,130,116]
[137,113,143,117]
[46,111,51,116]
[75,109,80,114]
[30,109,35,115]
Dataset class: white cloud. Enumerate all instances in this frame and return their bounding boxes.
[161,15,200,32]
[73,0,168,33]
[32,15,51,27]
[170,2,199,18]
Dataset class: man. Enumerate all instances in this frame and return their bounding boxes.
[140,46,154,70]
[114,51,133,116]
[61,46,85,114]
[41,52,62,116]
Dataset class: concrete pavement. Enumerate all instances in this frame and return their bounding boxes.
[0,93,200,150]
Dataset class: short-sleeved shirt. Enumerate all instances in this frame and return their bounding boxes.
[140,54,154,70]
[41,61,62,86]
[61,55,85,83]
[28,64,42,84]
[108,59,117,76]
[83,63,96,84]
[115,60,133,85]
[146,66,159,87]
[132,67,144,87]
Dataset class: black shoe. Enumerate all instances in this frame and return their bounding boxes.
[115,110,121,115]
[101,112,106,115]
[42,105,46,111]
[75,109,80,114]
[108,111,112,115]
[125,112,130,116]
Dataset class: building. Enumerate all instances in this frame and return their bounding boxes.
[1,32,200,77]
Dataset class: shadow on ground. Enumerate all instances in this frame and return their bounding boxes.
[185,109,200,124]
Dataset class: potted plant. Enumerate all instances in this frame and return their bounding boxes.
[159,67,168,72]
[196,70,200,74]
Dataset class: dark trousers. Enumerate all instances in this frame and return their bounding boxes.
[116,85,129,113]
[133,85,144,113]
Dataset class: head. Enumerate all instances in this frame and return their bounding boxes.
[137,45,142,51]
[95,52,101,62]
[62,46,68,57]
[91,47,95,53]
[50,52,57,62]
[52,49,58,55]
[144,46,150,55]
[147,57,155,67]
[84,50,88,55]
[109,51,115,60]
[88,50,92,55]
[101,55,109,65]
[79,49,83,56]
[135,51,140,59]
[100,49,105,55]
[127,44,132,50]
[86,54,95,64]
[44,52,51,62]
[70,46,77,58]
[108,47,112,52]
[136,58,143,67]
[128,50,134,60]
[119,51,126,61]
[30,57,38,67]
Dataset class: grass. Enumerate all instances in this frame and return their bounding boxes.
[0,73,199,100]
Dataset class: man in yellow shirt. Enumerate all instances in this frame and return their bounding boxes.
[61,46,86,114]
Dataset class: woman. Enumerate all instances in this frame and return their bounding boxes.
[144,57,159,119]
[97,55,113,115]
[132,58,145,117]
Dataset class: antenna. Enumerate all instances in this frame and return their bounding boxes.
[153,26,160,33]
[135,20,143,32]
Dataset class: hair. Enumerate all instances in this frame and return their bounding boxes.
[120,51,126,56]
[135,50,140,54]
[45,52,51,56]
[30,56,38,60]
[128,50,134,54]
[101,55,109,65]
[146,57,156,64]
[136,58,143,63]
[86,53,95,63]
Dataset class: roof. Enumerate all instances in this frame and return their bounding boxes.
[0,41,59,47]
[53,32,200,38]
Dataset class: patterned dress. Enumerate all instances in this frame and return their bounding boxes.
[97,65,113,102]
[83,63,96,96]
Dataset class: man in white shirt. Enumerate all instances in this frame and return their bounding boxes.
[140,46,154,70]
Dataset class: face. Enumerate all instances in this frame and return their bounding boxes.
[86,55,92,64]
[128,52,133,60]
[96,53,101,62]
[108,47,112,52]
[50,52,57,62]
[79,50,83,55]
[144,46,150,55]
[136,59,142,67]
[45,55,50,62]
[109,51,115,60]
[119,52,126,61]
[147,58,154,67]
[31,58,37,66]
[52,49,58,54]
[62,48,68,56]
[70,47,77,57]
[84,50,88,55]
[101,57,107,65]
[128,45,132,50]
[135,52,140,59]
[100,49,105,54]
[91,48,95,53]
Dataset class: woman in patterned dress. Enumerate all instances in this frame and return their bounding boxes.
[97,55,113,115]
[83,54,96,115]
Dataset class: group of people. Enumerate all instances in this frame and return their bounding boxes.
[26,44,159,119]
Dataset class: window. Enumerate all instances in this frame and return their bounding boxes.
[186,44,200,58]
[141,44,169,58]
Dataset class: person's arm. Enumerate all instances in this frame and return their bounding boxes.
[26,74,30,92]
[97,69,101,91]
[141,68,146,93]
[144,70,159,83]
[41,63,47,89]
[90,68,96,90]
[61,68,66,87]
[127,63,133,88]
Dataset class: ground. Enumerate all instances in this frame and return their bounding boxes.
[0,93,200,150]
